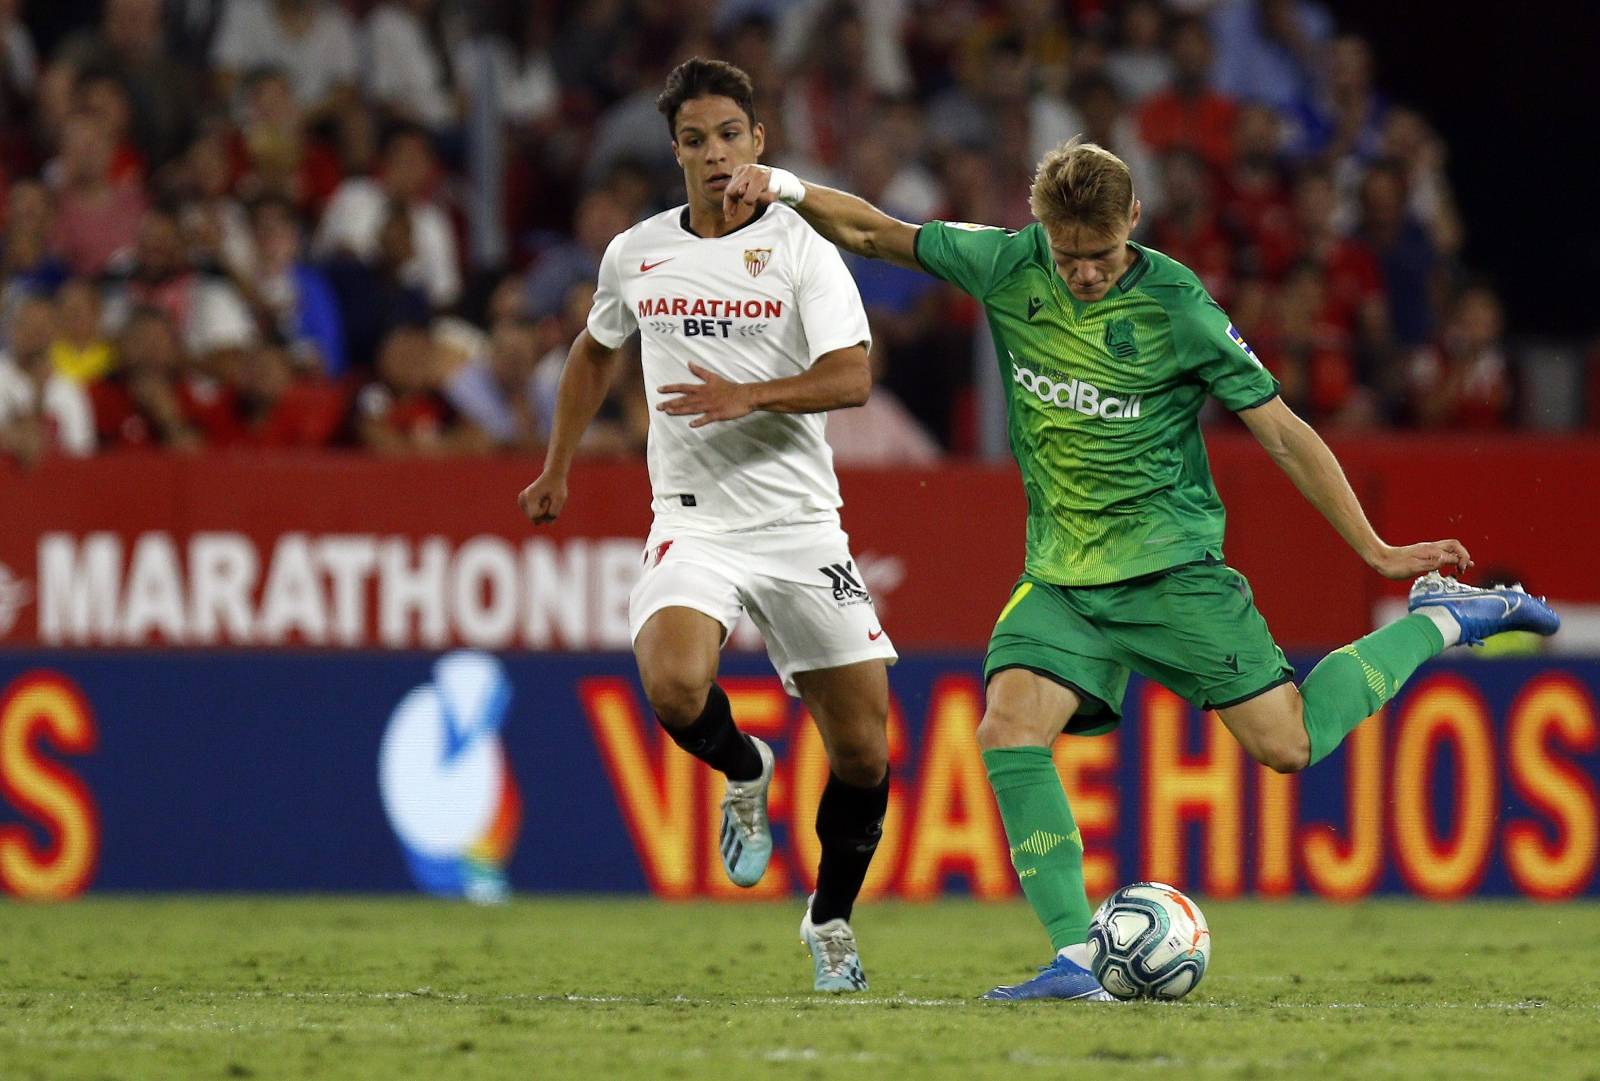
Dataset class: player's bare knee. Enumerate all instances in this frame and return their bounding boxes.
[826,731,888,787]
[1256,727,1311,774]
[976,705,1035,751]
[638,668,712,729]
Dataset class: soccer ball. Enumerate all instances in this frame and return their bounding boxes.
[1086,881,1211,1000]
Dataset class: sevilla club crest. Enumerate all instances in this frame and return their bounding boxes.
[743,248,772,277]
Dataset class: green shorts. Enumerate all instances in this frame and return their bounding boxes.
[984,559,1294,736]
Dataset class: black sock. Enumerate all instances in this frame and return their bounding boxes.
[810,768,890,925]
[658,683,763,782]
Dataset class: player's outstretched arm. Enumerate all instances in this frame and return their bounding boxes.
[723,164,922,271]
[657,345,870,428]
[517,329,623,524]
[1238,396,1473,580]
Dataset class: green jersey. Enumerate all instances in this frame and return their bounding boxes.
[914,220,1278,586]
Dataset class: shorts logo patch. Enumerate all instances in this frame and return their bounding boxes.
[679,494,697,507]
[1104,317,1138,359]
[1223,653,1240,674]
[821,561,871,607]
[649,540,674,568]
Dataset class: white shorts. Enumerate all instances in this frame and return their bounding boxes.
[628,520,898,696]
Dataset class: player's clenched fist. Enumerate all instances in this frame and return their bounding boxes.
[722,164,775,219]
[518,472,568,524]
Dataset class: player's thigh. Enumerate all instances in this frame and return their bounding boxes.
[1103,561,1294,716]
[984,576,1129,739]
[793,660,890,786]
[979,667,1084,750]
[1215,681,1310,773]
[630,535,746,719]
[740,531,898,699]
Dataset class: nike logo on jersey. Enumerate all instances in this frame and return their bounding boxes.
[639,258,674,272]
[868,627,885,641]
[1027,296,1043,320]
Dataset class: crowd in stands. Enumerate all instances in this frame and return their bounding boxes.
[0,0,1575,468]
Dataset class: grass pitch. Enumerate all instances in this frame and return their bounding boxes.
[1,897,1597,1080]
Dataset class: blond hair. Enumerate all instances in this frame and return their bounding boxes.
[1029,137,1135,233]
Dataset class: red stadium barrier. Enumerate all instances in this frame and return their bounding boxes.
[1,435,1596,652]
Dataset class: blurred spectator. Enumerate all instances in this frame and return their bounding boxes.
[49,108,147,275]
[1,179,68,307]
[0,293,95,462]
[1209,0,1330,115]
[175,124,254,277]
[48,276,113,383]
[1379,108,1462,257]
[1359,160,1441,348]
[75,67,145,184]
[352,324,486,455]
[1253,260,1376,428]
[0,0,36,137]
[321,199,430,371]
[1406,284,1511,429]
[363,0,462,132]
[1287,167,1385,348]
[531,280,646,456]
[218,339,347,448]
[442,317,543,454]
[234,67,344,214]
[524,190,630,322]
[1149,149,1232,301]
[1220,102,1295,278]
[1107,0,1172,106]
[90,305,203,450]
[780,1,880,171]
[465,3,558,130]
[314,124,460,309]
[1290,34,1386,168]
[210,0,358,120]
[103,206,258,361]
[1138,16,1236,173]
[47,0,196,167]
[241,194,345,376]
[825,335,940,466]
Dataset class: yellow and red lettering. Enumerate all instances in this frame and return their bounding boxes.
[1140,687,1243,896]
[1505,674,1599,900]
[1254,762,1297,897]
[0,671,100,900]
[899,676,1014,900]
[1391,676,1496,900]
[1054,734,1118,900]
[579,677,698,898]
[1300,712,1384,901]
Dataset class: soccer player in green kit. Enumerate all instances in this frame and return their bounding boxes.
[722,138,1559,1000]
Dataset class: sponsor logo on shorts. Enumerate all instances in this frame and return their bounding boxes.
[1010,355,1143,419]
[868,627,885,641]
[821,562,871,608]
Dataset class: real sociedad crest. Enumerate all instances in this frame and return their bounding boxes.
[743,248,772,277]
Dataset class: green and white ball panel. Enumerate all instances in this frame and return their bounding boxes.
[1087,881,1212,1000]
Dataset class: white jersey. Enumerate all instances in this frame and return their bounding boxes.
[586,203,870,533]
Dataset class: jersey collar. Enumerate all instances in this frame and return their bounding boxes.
[679,201,770,239]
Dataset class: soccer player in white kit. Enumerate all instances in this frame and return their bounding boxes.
[517,58,897,992]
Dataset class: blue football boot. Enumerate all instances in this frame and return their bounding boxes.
[982,951,1115,1002]
[1408,571,1560,646]
[719,736,775,887]
[800,896,868,992]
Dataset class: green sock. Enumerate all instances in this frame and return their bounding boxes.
[982,746,1090,951]
[1301,613,1445,765]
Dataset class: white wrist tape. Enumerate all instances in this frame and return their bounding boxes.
[767,167,807,206]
